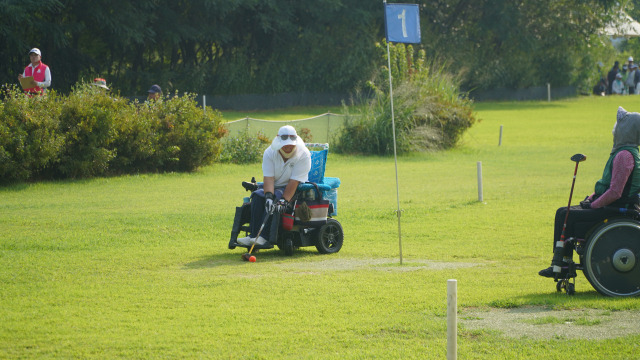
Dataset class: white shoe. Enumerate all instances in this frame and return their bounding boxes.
[255,236,268,246]
[237,236,253,246]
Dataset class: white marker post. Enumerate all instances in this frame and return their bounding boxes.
[547,83,551,102]
[498,125,503,146]
[203,95,206,115]
[447,279,457,360]
[477,161,483,202]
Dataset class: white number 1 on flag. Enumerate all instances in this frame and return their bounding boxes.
[398,9,407,38]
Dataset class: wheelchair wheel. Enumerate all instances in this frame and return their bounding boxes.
[315,219,343,254]
[582,219,640,297]
[280,232,295,256]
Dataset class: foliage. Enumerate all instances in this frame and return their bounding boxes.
[219,130,270,164]
[335,43,477,155]
[0,86,64,182]
[139,93,226,172]
[0,0,380,96]
[0,0,627,98]
[56,84,123,178]
[418,0,625,92]
[297,128,313,143]
[0,84,226,182]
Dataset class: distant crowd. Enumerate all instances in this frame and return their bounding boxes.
[594,57,640,96]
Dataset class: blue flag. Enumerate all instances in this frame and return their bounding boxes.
[384,3,421,44]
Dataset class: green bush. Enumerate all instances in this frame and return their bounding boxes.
[219,129,271,164]
[335,42,478,155]
[0,83,226,183]
[56,84,124,178]
[0,86,63,182]
[108,101,159,174]
[143,93,226,172]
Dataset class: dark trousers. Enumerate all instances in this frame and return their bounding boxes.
[552,206,609,252]
[249,188,283,241]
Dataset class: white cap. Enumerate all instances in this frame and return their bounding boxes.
[277,125,298,146]
[29,48,41,56]
[629,56,634,62]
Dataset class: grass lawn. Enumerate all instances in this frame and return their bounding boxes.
[2,96,640,359]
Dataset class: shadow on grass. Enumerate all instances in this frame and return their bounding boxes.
[488,288,605,309]
[183,247,320,269]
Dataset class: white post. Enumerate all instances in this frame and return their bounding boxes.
[477,162,483,202]
[498,125,503,146]
[447,279,457,360]
[386,37,403,265]
[547,83,551,102]
[203,95,206,115]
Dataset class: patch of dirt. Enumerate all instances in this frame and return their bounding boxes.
[276,257,481,272]
[461,306,640,339]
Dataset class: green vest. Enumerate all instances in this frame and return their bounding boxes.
[594,146,640,207]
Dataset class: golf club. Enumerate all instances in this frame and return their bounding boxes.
[241,206,274,262]
[553,153,587,276]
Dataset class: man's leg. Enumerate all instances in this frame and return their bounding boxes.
[249,188,284,242]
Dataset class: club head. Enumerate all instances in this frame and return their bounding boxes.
[241,253,250,261]
[570,153,586,162]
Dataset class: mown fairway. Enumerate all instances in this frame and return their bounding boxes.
[1,96,639,359]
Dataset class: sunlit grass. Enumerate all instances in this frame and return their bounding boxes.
[1,96,640,359]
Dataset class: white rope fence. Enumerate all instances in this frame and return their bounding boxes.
[225,112,349,144]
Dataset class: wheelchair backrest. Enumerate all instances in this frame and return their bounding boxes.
[305,143,329,184]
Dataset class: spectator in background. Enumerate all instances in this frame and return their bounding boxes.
[621,64,629,94]
[91,78,110,91]
[607,61,619,95]
[18,48,51,95]
[627,64,637,95]
[147,84,162,101]
[592,78,606,96]
[612,73,625,95]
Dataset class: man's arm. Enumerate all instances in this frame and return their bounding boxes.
[282,179,300,202]
[263,176,275,195]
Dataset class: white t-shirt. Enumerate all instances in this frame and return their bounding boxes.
[262,146,311,188]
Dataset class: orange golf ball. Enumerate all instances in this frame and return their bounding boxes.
[249,256,256,262]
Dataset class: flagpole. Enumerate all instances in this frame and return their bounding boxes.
[384,0,403,265]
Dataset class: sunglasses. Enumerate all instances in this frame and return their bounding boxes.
[279,134,297,141]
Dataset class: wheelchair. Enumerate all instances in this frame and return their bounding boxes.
[554,205,640,297]
[228,143,343,256]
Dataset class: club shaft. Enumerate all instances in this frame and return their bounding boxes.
[560,162,580,241]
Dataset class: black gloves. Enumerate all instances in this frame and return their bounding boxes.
[580,195,591,209]
[274,198,290,214]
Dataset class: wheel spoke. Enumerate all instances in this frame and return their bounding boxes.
[585,220,640,297]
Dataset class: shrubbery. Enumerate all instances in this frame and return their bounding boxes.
[220,127,314,164]
[219,129,271,164]
[335,42,478,155]
[0,84,225,183]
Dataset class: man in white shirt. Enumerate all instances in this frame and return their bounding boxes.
[237,126,311,246]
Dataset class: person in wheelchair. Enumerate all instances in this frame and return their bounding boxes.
[539,106,640,278]
[236,125,311,247]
